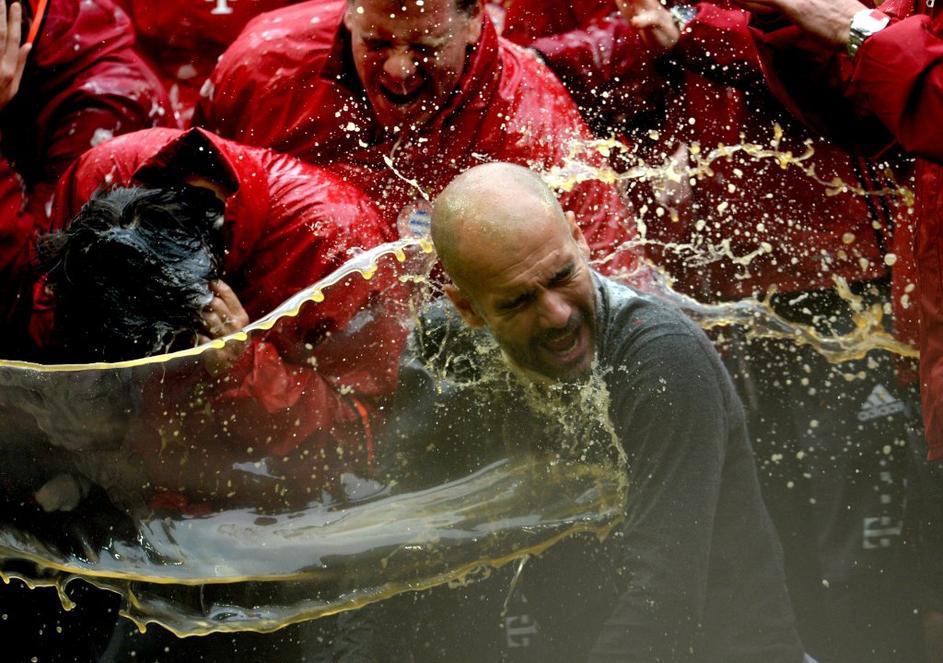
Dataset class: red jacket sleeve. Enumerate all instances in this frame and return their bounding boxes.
[195,163,403,463]
[847,14,943,160]
[0,154,34,336]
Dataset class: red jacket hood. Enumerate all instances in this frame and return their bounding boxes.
[129,127,272,274]
[48,127,273,278]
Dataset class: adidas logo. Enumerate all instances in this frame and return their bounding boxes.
[857,384,906,422]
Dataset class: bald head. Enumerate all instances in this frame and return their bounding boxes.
[432,162,571,289]
[431,163,597,380]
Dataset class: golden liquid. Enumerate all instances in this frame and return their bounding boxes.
[0,125,917,636]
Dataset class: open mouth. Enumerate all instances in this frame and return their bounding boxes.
[379,81,425,107]
[542,329,579,355]
[540,325,588,367]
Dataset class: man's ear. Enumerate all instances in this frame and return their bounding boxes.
[444,283,485,328]
[464,1,484,45]
[343,2,356,31]
[566,210,591,260]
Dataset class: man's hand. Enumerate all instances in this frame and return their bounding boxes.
[198,280,250,377]
[0,2,30,111]
[730,0,869,45]
[615,0,681,52]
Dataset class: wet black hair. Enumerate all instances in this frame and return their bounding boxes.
[38,186,226,363]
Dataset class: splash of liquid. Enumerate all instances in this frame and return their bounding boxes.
[0,456,623,636]
[0,123,919,640]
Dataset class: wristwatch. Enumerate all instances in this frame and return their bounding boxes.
[669,5,697,32]
[847,9,890,58]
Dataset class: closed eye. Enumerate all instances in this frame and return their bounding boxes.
[363,38,391,51]
[497,292,531,312]
[548,263,575,287]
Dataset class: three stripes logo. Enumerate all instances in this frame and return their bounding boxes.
[857,385,906,422]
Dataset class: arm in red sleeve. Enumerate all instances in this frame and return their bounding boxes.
[848,14,943,161]
[670,3,896,154]
[197,170,405,466]
[208,269,406,461]
[671,3,769,86]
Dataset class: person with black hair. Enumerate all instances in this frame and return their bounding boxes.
[39,185,227,363]
[30,126,405,514]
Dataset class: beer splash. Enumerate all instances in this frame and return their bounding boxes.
[641,267,917,364]
[1,457,623,636]
[544,125,917,363]
[547,124,913,206]
[0,125,919,641]
[0,239,627,637]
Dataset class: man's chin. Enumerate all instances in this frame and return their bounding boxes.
[508,352,593,384]
[549,356,594,383]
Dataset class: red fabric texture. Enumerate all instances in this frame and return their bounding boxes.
[113,0,301,125]
[195,0,639,278]
[502,0,893,301]
[0,0,173,346]
[683,2,942,457]
[32,127,404,501]
[850,5,943,460]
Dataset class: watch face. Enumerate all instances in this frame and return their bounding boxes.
[853,9,891,34]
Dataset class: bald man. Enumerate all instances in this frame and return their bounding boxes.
[375,163,807,662]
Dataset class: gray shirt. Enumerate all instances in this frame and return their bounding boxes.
[379,273,804,663]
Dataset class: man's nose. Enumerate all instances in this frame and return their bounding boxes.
[383,46,417,82]
[538,290,572,329]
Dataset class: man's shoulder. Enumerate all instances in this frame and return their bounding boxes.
[261,148,390,237]
[596,274,702,339]
[594,274,722,375]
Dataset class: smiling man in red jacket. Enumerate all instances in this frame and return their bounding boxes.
[196,0,640,277]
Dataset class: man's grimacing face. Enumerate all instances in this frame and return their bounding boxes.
[344,0,482,130]
[447,211,598,382]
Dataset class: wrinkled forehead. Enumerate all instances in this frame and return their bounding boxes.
[347,0,469,38]
[459,213,577,292]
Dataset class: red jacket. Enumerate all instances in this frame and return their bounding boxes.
[196,0,639,277]
[841,2,943,460]
[502,1,894,301]
[113,0,301,125]
[33,127,404,506]
[0,0,173,350]
[668,2,941,457]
